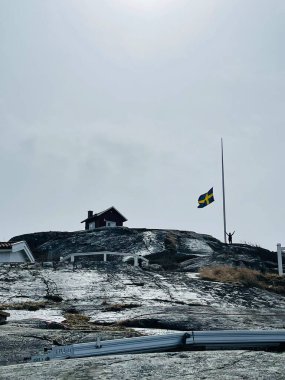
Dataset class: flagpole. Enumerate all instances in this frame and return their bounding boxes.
[221,138,227,243]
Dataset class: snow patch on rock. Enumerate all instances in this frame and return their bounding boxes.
[132,231,164,256]
[182,238,213,254]
[6,309,65,323]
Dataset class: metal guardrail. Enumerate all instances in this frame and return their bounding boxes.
[30,330,285,362]
[186,330,285,349]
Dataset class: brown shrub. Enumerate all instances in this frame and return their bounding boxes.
[164,232,177,254]
[63,312,142,335]
[0,301,47,311]
[103,303,140,312]
[63,312,91,328]
[200,265,285,294]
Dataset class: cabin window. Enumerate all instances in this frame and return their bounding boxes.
[106,221,116,227]
[89,222,95,230]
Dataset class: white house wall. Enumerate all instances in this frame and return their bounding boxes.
[0,251,11,263]
[0,250,28,263]
[0,242,35,263]
[10,250,27,263]
[12,241,35,263]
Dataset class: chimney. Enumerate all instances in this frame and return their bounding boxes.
[88,210,93,219]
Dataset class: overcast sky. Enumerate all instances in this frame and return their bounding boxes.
[0,0,284,250]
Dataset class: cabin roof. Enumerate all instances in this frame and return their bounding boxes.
[81,206,128,223]
[0,242,12,250]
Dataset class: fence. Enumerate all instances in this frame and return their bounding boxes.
[277,244,284,276]
[60,251,149,267]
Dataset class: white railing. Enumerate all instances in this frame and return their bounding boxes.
[276,244,284,276]
[60,251,149,267]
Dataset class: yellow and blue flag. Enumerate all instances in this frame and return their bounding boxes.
[198,187,214,208]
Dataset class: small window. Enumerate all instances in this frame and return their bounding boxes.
[106,221,116,227]
[89,222,95,230]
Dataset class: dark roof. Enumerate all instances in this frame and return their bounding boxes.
[81,206,128,223]
[0,242,12,250]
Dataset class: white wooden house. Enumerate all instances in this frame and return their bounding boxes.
[0,241,35,264]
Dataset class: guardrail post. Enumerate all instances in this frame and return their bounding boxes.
[71,255,74,263]
[277,243,283,276]
[104,253,107,262]
[96,337,102,348]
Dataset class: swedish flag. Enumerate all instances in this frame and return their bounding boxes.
[198,187,214,208]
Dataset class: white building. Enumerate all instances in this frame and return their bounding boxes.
[0,241,35,263]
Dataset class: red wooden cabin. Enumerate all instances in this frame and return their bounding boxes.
[81,206,127,230]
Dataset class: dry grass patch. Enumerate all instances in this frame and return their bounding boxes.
[63,312,91,329]
[63,312,142,336]
[0,301,47,311]
[63,312,121,330]
[103,303,141,312]
[200,265,285,294]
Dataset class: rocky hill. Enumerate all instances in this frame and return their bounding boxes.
[10,227,278,272]
[0,228,284,379]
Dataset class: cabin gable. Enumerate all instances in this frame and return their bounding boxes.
[0,241,35,264]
